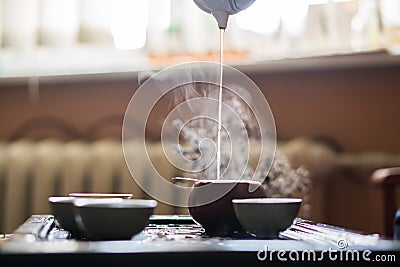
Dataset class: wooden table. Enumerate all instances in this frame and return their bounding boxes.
[1,215,400,266]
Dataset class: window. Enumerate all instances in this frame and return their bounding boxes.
[0,0,397,78]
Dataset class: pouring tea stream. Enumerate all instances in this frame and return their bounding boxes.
[193,0,256,180]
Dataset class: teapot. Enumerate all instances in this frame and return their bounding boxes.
[193,0,256,29]
[176,178,266,236]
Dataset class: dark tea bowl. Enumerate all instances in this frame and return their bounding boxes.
[73,198,157,240]
[233,198,302,238]
[188,179,266,237]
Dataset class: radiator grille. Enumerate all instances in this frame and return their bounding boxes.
[0,139,181,234]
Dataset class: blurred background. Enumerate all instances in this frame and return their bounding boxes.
[0,0,399,76]
[1,0,400,237]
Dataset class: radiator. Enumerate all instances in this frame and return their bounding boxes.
[0,139,182,234]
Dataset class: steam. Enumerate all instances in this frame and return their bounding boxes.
[170,80,264,181]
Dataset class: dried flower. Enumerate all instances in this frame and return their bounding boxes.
[264,150,312,218]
